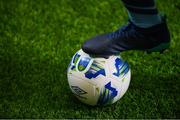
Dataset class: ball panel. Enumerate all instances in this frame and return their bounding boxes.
[68,74,99,106]
[108,56,130,80]
[97,80,121,105]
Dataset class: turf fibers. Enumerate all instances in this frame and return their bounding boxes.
[0,0,180,118]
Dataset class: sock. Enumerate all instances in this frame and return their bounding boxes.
[121,0,162,28]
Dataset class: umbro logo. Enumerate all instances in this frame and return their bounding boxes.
[71,86,87,96]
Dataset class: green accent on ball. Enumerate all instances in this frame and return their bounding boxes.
[91,65,100,71]
[78,65,86,71]
[105,89,109,98]
[74,56,80,64]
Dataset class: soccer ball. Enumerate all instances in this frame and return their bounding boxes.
[67,49,131,106]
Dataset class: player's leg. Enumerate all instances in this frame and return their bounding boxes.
[123,0,162,28]
[82,0,170,58]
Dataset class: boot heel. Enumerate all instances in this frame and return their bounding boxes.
[146,42,170,54]
[160,48,166,54]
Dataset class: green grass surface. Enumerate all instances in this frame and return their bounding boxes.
[0,0,180,118]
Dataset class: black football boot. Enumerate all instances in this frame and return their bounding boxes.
[82,16,170,58]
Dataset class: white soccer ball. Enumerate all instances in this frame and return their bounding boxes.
[67,49,131,106]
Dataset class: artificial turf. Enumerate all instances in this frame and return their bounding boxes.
[0,0,179,118]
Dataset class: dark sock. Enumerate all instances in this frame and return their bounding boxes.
[122,0,162,28]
